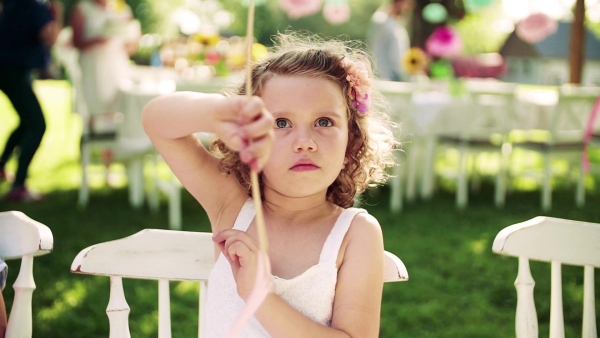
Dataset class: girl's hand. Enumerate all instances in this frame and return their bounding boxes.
[214,96,274,172]
[213,229,267,300]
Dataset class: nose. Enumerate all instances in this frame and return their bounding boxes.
[293,129,317,152]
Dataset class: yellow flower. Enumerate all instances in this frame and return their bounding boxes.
[402,47,428,75]
[192,33,221,46]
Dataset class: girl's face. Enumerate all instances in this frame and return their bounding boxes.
[260,76,349,200]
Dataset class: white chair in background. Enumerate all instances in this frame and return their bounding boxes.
[0,211,53,338]
[512,85,600,211]
[436,79,517,208]
[583,96,600,178]
[374,80,419,213]
[492,216,599,338]
[53,28,183,229]
[71,229,409,337]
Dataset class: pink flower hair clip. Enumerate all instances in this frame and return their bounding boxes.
[341,58,372,115]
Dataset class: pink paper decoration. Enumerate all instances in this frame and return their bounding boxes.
[425,26,463,58]
[323,2,350,24]
[516,12,558,44]
[279,0,323,18]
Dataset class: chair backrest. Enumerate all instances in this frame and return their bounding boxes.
[374,80,418,131]
[550,85,600,143]
[0,211,54,338]
[71,229,408,338]
[462,79,518,139]
[492,216,599,338]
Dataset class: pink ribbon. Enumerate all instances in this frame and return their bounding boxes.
[582,96,600,172]
[226,250,271,337]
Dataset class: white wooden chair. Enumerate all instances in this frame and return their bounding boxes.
[512,85,600,211]
[492,216,599,338]
[374,80,419,212]
[0,211,54,338]
[437,79,517,209]
[70,229,409,337]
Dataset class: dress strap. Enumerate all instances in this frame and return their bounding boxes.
[319,208,366,264]
[232,198,256,231]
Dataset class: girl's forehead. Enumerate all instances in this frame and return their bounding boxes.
[261,75,344,99]
[261,76,347,115]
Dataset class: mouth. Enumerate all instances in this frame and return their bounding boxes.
[290,159,320,172]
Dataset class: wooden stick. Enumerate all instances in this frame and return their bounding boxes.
[244,0,268,253]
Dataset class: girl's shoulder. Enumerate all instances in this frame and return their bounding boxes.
[345,209,383,250]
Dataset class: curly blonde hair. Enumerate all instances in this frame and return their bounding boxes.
[210,33,399,208]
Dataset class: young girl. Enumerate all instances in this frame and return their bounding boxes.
[142,33,398,337]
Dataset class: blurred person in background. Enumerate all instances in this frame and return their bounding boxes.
[70,0,138,133]
[0,0,62,201]
[367,0,415,81]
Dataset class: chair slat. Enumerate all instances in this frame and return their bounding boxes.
[550,261,565,338]
[582,265,597,338]
[158,279,171,338]
[107,276,131,338]
[515,257,538,338]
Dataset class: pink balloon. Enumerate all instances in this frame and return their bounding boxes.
[516,13,558,44]
[279,0,323,18]
[323,3,350,24]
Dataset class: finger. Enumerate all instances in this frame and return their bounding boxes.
[216,122,248,151]
[239,132,274,171]
[241,110,274,141]
[227,241,253,265]
[214,230,259,261]
[239,96,266,124]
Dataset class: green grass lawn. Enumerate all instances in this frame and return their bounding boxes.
[0,81,599,337]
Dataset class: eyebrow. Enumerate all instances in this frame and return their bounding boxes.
[271,110,345,119]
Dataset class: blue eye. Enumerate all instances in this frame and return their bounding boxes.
[275,118,290,128]
[316,118,333,127]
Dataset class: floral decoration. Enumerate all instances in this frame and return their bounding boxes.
[402,47,428,75]
[341,59,372,115]
[425,26,463,59]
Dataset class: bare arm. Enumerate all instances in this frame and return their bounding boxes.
[142,91,274,231]
[39,0,62,46]
[253,213,385,337]
[70,6,107,51]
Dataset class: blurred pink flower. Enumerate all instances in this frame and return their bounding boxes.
[516,13,558,44]
[279,0,323,18]
[323,3,350,24]
[425,26,463,58]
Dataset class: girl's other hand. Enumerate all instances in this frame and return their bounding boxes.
[214,96,274,172]
[213,229,266,300]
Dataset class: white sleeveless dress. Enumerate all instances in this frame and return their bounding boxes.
[203,199,366,337]
[76,0,131,116]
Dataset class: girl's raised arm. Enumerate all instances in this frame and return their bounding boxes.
[142,92,274,229]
